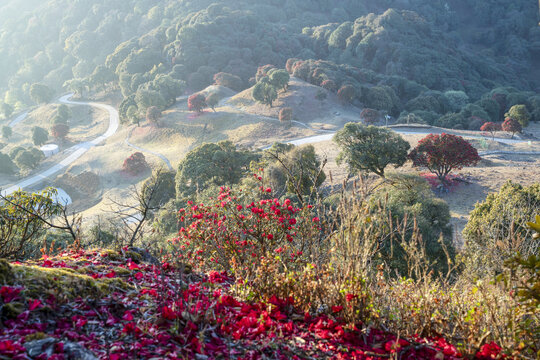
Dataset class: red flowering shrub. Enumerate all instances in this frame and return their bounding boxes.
[285,58,300,73]
[337,84,355,104]
[360,108,380,124]
[50,123,69,140]
[501,117,522,138]
[213,72,244,91]
[122,152,148,175]
[480,121,502,140]
[187,93,206,113]
[145,106,161,126]
[291,61,310,80]
[409,133,481,185]
[255,64,276,82]
[172,187,320,276]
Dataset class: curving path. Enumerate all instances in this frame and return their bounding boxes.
[280,129,534,148]
[1,94,119,196]
[218,96,534,150]
[124,127,173,170]
[8,111,29,128]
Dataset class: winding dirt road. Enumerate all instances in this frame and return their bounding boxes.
[1,94,119,196]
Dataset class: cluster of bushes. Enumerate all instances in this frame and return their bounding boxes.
[0,145,45,174]
[303,8,536,96]
[284,56,539,130]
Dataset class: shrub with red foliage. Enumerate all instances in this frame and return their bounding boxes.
[172,187,320,275]
[409,133,481,185]
[279,107,293,122]
[187,93,207,113]
[360,108,380,124]
[285,58,300,73]
[122,152,148,175]
[50,123,69,140]
[480,121,502,140]
[337,84,355,104]
[501,117,522,138]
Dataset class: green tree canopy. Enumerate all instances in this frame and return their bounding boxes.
[29,83,54,104]
[32,126,48,146]
[1,126,12,140]
[0,153,16,174]
[505,104,530,128]
[463,181,540,276]
[259,143,326,199]
[268,69,290,92]
[14,148,44,170]
[334,123,410,178]
[370,173,454,276]
[1,103,14,118]
[0,189,64,259]
[175,141,259,200]
[252,80,278,107]
[135,89,166,111]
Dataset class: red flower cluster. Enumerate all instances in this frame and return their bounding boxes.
[171,187,321,273]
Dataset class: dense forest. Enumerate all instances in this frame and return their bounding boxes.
[1,0,539,127]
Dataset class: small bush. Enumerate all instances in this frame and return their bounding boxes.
[122,152,148,175]
[278,107,293,122]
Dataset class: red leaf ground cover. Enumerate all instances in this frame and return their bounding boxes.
[0,250,504,359]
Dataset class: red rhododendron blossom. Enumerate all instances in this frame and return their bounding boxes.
[0,286,21,303]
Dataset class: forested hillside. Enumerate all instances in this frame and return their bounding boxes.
[1,0,538,118]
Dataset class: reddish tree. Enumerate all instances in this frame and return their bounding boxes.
[146,106,162,126]
[337,85,355,104]
[123,152,148,175]
[279,107,293,122]
[409,133,481,185]
[480,122,502,140]
[50,123,69,141]
[321,79,337,92]
[188,93,207,113]
[285,58,300,73]
[360,108,380,124]
[501,117,522,138]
